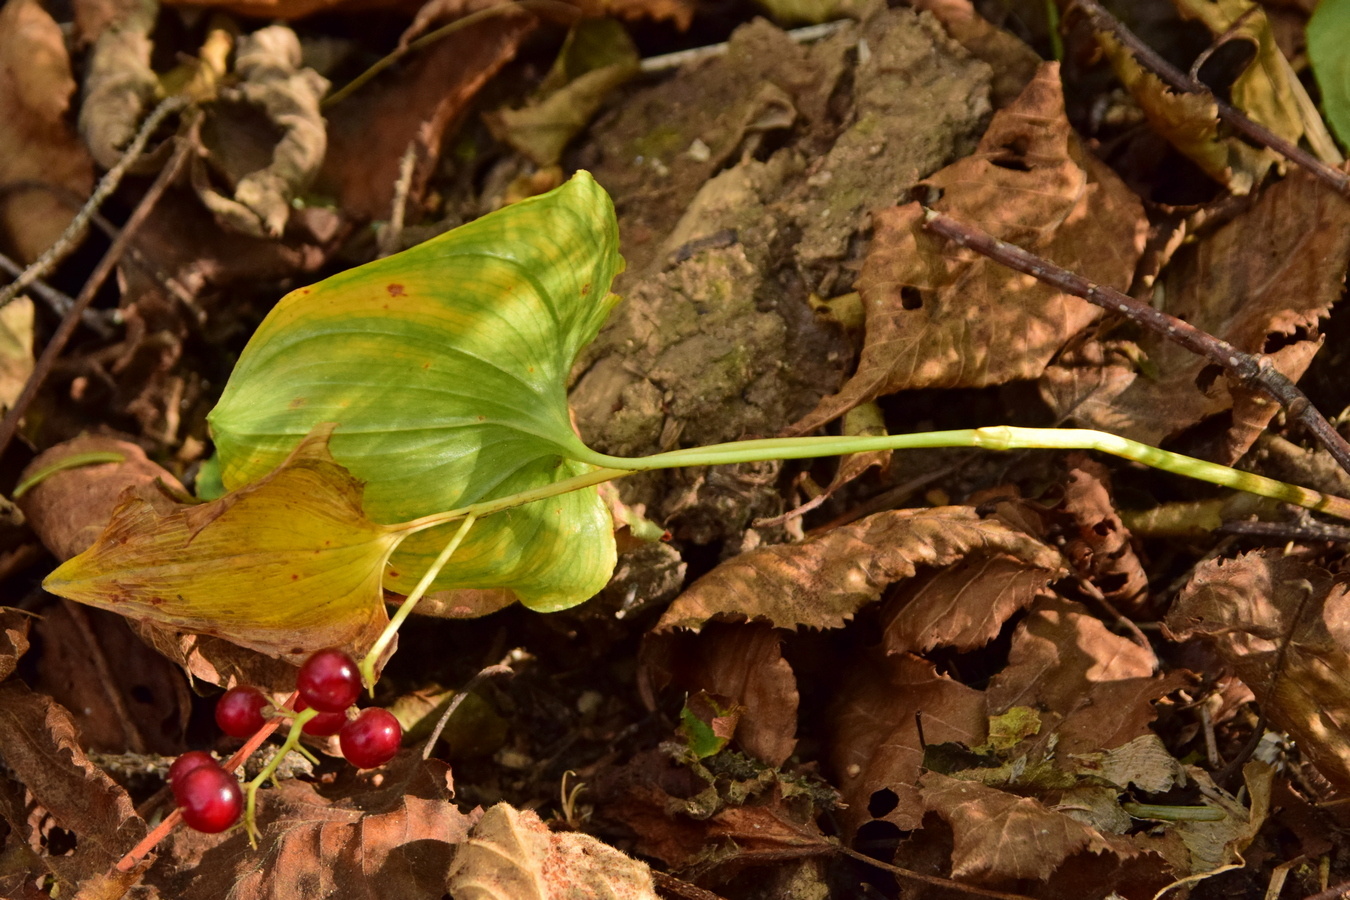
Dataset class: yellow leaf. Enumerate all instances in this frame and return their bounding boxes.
[43,428,400,662]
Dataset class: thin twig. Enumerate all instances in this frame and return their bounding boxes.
[0,96,188,309]
[0,121,195,462]
[378,141,419,258]
[0,251,115,338]
[921,209,1350,478]
[835,843,1037,900]
[1072,0,1350,200]
[1301,879,1350,900]
[421,662,514,759]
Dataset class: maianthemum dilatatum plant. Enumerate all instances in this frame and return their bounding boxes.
[40,170,1350,843]
[45,170,1350,682]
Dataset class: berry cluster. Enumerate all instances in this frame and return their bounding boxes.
[172,648,403,834]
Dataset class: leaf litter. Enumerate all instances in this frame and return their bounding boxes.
[3,0,1350,898]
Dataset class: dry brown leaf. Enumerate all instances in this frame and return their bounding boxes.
[448,803,658,900]
[639,622,798,766]
[316,12,537,221]
[17,435,186,561]
[1166,551,1350,792]
[159,756,476,898]
[1095,29,1273,194]
[1059,455,1149,616]
[1042,171,1350,461]
[0,608,29,683]
[918,771,1102,882]
[0,0,95,263]
[0,683,146,889]
[0,297,34,413]
[828,652,987,836]
[1169,763,1273,876]
[879,550,1060,656]
[790,62,1145,433]
[988,596,1182,756]
[656,506,1064,632]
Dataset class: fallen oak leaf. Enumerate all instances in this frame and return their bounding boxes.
[42,427,399,663]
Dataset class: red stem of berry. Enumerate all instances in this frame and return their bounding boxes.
[115,690,300,873]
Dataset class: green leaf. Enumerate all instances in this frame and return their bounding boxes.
[1310,0,1350,147]
[208,172,624,611]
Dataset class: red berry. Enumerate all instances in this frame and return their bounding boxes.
[168,751,216,801]
[339,708,402,769]
[175,764,242,833]
[294,698,349,736]
[297,649,362,713]
[215,686,269,738]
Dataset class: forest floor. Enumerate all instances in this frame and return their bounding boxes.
[2,0,1350,898]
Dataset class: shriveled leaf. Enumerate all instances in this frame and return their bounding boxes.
[657,506,1063,631]
[209,172,622,612]
[1310,0,1350,146]
[17,435,186,561]
[43,430,397,662]
[988,596,1182,756]
[828,652,987,835]
[0,296,32,412]
[0,683,146,888]
[448,803,658,900]
[1042,170,1350,459]
[0,0,94,263]
[790,63,1144,432]
[1166,551,1350,792]
[1170,763,1272,875]
[1059,456,1148,616]
[0,608,29,682]
[1073,734,1187,795]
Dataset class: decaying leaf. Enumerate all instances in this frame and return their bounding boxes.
[77,0,157,171]
[656,506,1064,632]
[0,0,95,263]
[0,607,30,682]
[790,63,1145,432]
[43,429,398,662]
[1042,170,1350,460]
[448,803,658,899]
[17,434,186,561]
[192,26,328,238]
[1166,551,1350,792]
[159,756,477,899]
[828,652,987,835]
[485,18,640,167]
[1058,455,1149,616]
[988,596,1182,756]
[0,296,33,413]
[911,0,1041,107]
[317,10,537,221]
[0,683,146,890]
[640,622,798,766]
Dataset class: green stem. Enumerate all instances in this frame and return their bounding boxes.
[394,427,1350,536]
[244,707,318,847]
[360,513,479,688]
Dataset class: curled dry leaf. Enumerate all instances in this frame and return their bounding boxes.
[656,506,1064,632]
[448,803,658,900]
[789,62,1145,432]
[1059,455,1149,616]
[193,26,328,238]
[0,607,30,682]
[1042,170,1350,461]
[0,0,95,262]
[911,0,1041,107]
[0,683,146,889]
[43,429,396,663]
[1166,551,1350,792]
[640,622,798,766]
[828,652,987,836]
[17,434,185,561]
